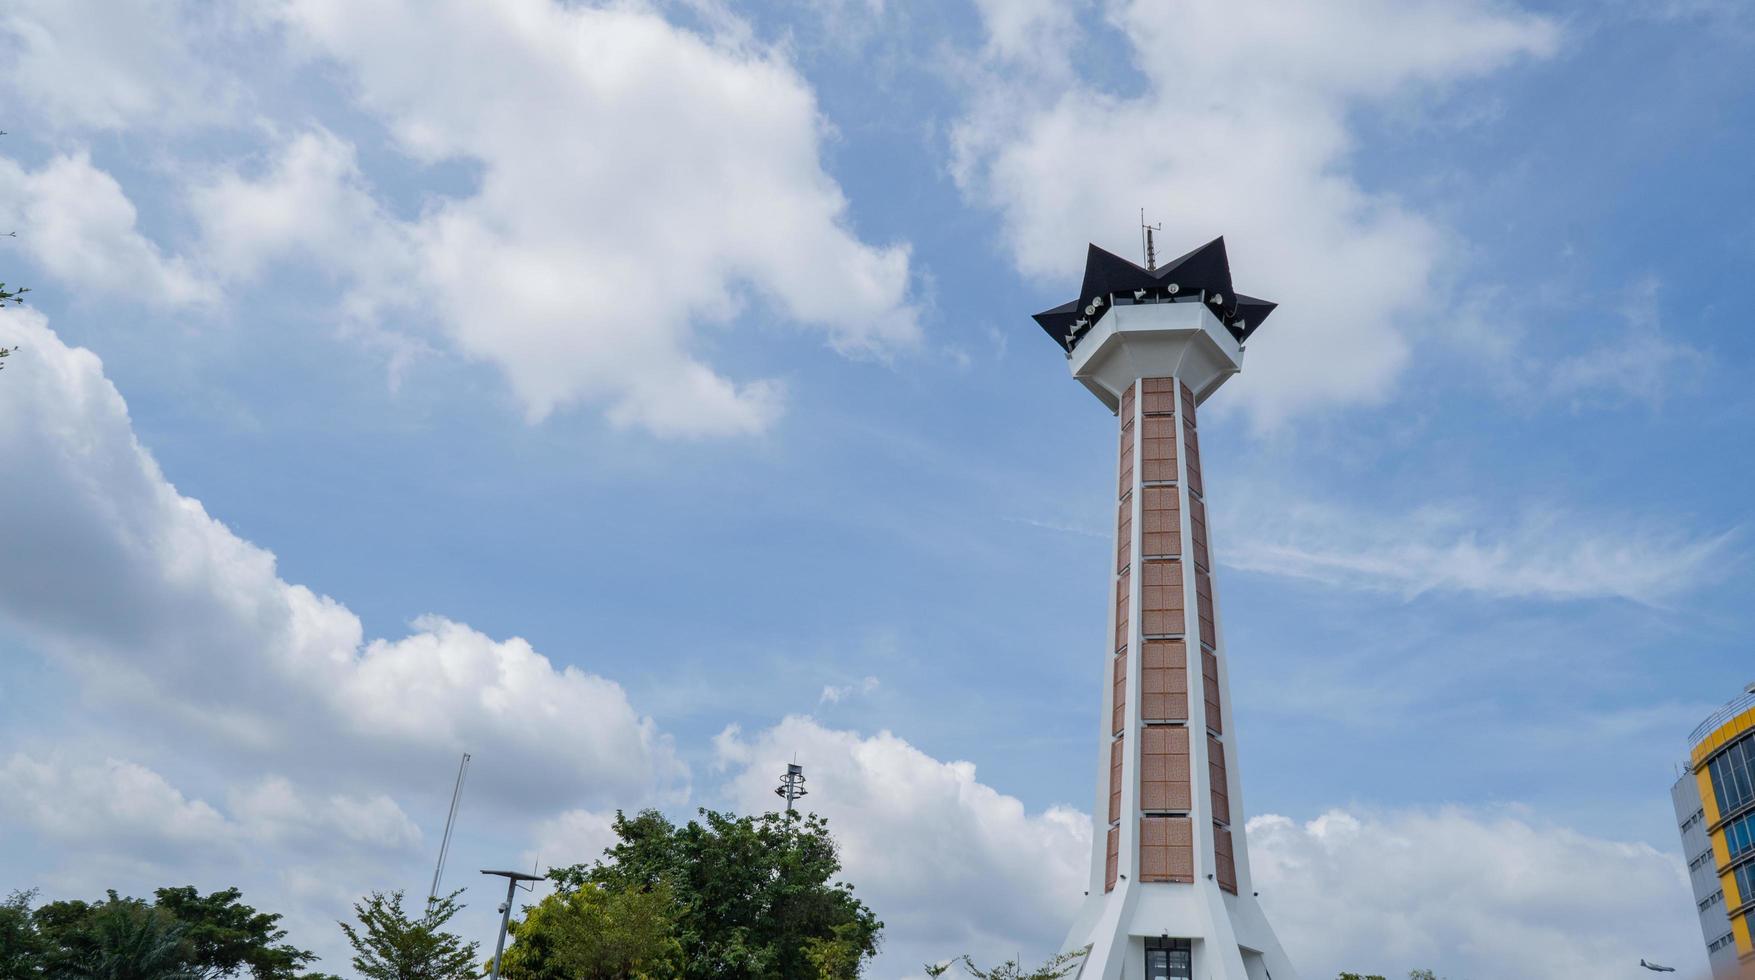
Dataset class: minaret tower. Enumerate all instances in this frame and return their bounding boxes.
[1033,238,1297,980]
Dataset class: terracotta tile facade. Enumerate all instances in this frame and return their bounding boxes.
[1118,405,1135,498]
[1195,568,1216,647]
[1188,493,1209,571]
[1112,651,1127,736]
[1141,416,1177,483]
[1208,734,1230,825]
[1140,725,1192,811]
[1140,815,1195,883]
[1214,823,1238,894]
[1141,486,1180,558]
[1105,826,1120,892]
[1140,639,1188,722]
[1141,560,1184,635]
[1180,385,1203,497]
[1140,378,1176,416]
[1203,649,1223,735]
[1114,569,1130,653]
[1108,736,1124,824]
[1117,497,1133,573]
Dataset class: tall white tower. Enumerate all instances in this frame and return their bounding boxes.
[1033,238,1297,980]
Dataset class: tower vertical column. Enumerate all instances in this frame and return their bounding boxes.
[1036,238,1297,980]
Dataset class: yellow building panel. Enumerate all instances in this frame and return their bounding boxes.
[1702,767,1725,827]
[1694,707,1755,769]
[1735,909,1752,957]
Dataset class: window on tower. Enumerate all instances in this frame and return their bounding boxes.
[1144,938,1192,980]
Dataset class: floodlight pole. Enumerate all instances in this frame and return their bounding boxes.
[481,869,542,980]
[775,762,807,814]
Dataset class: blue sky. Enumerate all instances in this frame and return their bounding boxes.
[1,0,1752,977]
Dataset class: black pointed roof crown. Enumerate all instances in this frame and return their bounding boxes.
[1032,236,1276,352]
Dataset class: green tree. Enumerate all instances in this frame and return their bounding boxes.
[150,887,318,980]
[1,890,50,980]
[2,887,335,980]
[495,882,682,980]
[551,808,882,980]
[56,896,199,980]
[338,890,478,980]
[925,950,1085,980]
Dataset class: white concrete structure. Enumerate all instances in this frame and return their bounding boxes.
[1034,240,1297,980]
[1672,771,1741,977]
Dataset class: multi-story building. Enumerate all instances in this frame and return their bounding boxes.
[1676,683,1755,978]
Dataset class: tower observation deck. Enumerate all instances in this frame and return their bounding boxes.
[1033,238,1297,980]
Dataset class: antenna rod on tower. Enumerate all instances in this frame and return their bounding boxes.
[428,752,471,912]
[1140,210,1162,271]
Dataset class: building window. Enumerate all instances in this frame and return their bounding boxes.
[1708,732,1755,818]
[1710,931,1736,953]
[1144,939,1192,980]
[1724,811,1755,864]
[1700,890,1724,912]
[1736,864,1755,910]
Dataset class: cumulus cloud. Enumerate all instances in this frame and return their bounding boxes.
[0,309,682,811]
[1220,494,1738,603]
[714,717,1089,977]
[0,153,214,307]
[952,0,1559,425]
[178,0,919,436]
[0,753,424,863]
[709,719,1704,979]
[0,0,235,131]
[525,808,621,874]
[0,755,234,860]
[1251,807,1703,978]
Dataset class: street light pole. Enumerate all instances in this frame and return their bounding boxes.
[481,869,543,980]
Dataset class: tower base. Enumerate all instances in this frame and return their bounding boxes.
[1061,882,1298,980]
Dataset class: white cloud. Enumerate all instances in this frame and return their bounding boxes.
[711,719,1706,980]
[0,754,233,858]
[229,776,423,851]
[952,0,1559,426]
[0,309,682,811]
[190,0,918,436]
[0,153,214,307]
[1251,807,1704,979]
[191,130,411,297]
[714,717,1089,978]
[0,0,235,131]
[525,808,620,874]
[1547,278,1707,411]
[1222,496,1737,603]
[820,675,881,704]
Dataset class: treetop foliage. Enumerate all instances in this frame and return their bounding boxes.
[338,890,478,980]
[544,807,882,980]
[1,886,331,980]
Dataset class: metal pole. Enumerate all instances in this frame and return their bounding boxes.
[488,876,516,980]
[480,869,541,980]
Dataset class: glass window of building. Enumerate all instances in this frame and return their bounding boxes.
[1727,811,1755,862]
[1144,939,1192,980]
[1710,734,1755,817]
